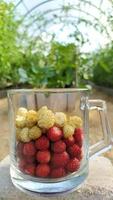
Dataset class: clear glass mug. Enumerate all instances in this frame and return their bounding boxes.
[8,89,112,195]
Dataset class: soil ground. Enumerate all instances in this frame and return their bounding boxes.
[0,88,113,163]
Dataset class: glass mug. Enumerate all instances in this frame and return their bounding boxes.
[8,89,112,195]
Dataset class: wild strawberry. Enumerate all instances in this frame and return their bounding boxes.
[36,164,50,178]
[67,144,82,159]
[52,140,66,153]
[23,141,36,156]
[48,126,63,142]
[64,136,75,147]
[36,150,51,163]
[50,167,66,178]
[77,151,83,161]
[24,155,35,164]
[24,164,36,176]
[51,151,69,167]
[18,159,26,172]
[35,136,49,150]
[16,142,24,158]
[66,158,80,172]
[74,128,84,147]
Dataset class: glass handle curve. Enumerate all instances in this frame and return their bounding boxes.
[88,99,112,158]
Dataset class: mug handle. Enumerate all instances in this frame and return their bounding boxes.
[88,99,112,158]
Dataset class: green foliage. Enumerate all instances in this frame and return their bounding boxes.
[47,42,78,69]
[0,0,79,89]
[1,0,112,89]
[78,53,93,83]
[92,43,113,87]
[46,42,78,88]
[19,42,78,88]
[0,1,22,88]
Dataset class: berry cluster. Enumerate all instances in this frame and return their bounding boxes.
[17,127,83,178]
[15,106,84,178]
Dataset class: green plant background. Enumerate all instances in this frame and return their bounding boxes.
[0,0,113,89]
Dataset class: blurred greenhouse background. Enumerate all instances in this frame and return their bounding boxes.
[0,0,113,162]
[1,0,113,89]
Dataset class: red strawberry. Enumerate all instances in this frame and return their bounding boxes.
[36,164,50,178]
[66,158,80,172]
[77,151,83,161]
[36,150,51,163]
[35,136,49,150]
[24,155,35,164]
[16,142,24,158]
[67,144,82,159]
[24,164,36,176]
[52,140,66,153]
[50,167,66,178]
[51,151,69,167]
[18,159,26,172]
[74,128,84,147]
[23,141,36,156]
[48,126,63,142]
[64,136,75,147]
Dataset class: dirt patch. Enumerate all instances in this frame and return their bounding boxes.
[0,98,9,160]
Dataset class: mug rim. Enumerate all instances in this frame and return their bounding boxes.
[7,88,89,95]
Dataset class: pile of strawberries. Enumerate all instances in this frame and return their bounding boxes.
[17,126,83,178]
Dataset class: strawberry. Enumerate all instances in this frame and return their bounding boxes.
[48,126,63,142]
[52,140,66,153]
[36,164,50,178]
[35,136,49,150]
[77,151,83,161]
[36,150,51,163]
[23,141,36,156]
[66,158,80,172]
[74,128,84,147]
[64,136,75,147]
[24,164,36,176]
[18,159,26,172]
[50,167,66,178]
[51,151,69,167]
[24,155,35,164]
[16,142,24,158]
[67,144,82,159]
